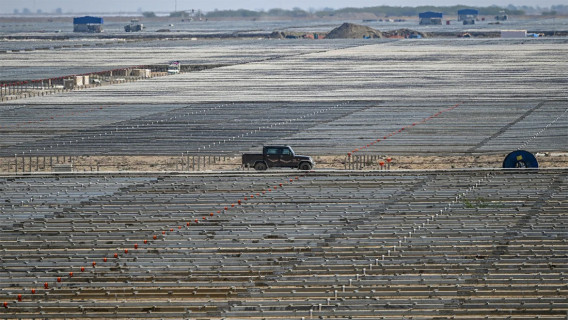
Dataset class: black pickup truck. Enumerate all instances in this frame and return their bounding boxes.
[242,146,315,171]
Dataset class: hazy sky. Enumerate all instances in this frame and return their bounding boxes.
[1,0,563,14]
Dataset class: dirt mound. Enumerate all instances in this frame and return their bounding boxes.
[269,24,428,40]
[326,22,382,39]
[382,28,428,38]
[269,31,286,39]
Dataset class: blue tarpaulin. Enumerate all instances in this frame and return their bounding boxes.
[419,11,443,19]
[458,9,479,15]
[73,16,103,25]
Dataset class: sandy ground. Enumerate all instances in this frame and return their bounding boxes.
[2,153,566,173]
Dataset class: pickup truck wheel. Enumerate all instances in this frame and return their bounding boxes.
[299,162,312,171]
[254,162,267,171]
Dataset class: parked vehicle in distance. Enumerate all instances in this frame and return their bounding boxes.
[124,19,144,32]
[167,61,180,74]
[242,146,314,171]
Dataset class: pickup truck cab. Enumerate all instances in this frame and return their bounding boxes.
[242,146,314,171]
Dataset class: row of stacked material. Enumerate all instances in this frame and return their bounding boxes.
[0,102,355,157]
[1,39,364,82]
[37,39,566,105]
[279,100,568,156]
[2,100,567,159]
[0,169,566,318]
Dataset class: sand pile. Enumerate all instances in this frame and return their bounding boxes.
[326,22,382,39]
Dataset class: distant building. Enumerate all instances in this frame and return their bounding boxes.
[419,12,443,25]
[73,16,103,33]
[458,9,479,25]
